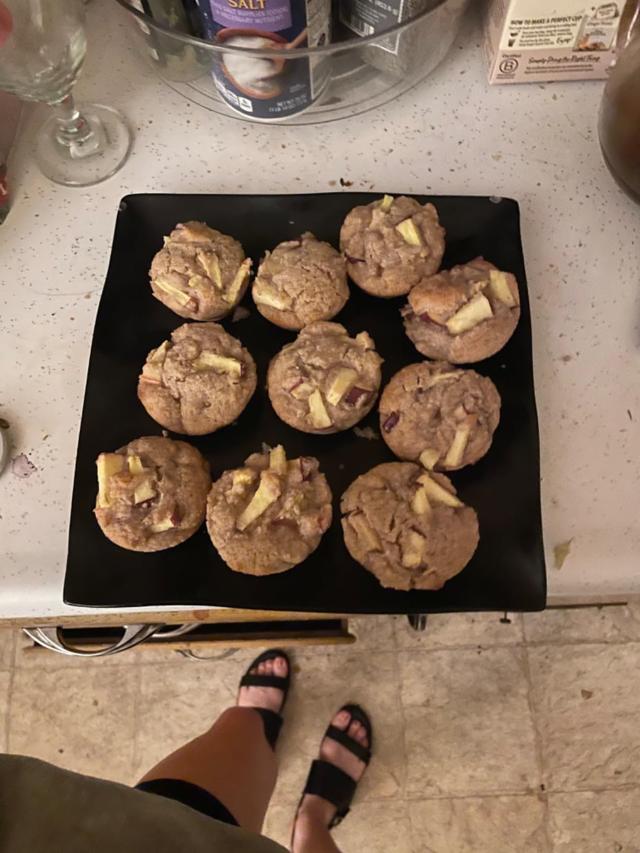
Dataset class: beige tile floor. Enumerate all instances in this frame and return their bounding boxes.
[2,605,640,852]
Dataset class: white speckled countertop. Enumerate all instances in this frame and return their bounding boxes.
[1,2,639,622]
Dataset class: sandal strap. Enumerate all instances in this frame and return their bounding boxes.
[304,759,356,827]
[239,673,289,690]
[253,708,283,750]
[325,725,372,765]
[238,649,291,751]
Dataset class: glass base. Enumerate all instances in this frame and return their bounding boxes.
[35,103,132,187]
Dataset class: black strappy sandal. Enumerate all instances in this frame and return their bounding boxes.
[296,703,373,833]
[238,648,291,750]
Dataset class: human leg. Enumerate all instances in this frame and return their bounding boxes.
[292,707,372,853]
[137,651,289,834]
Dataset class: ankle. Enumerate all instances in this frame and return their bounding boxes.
[292,807,327,853]
[296,794,334,828]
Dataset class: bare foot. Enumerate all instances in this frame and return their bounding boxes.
[292,708,369,849]
[237,654,288,714]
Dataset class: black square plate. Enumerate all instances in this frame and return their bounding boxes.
[64,193,546,614]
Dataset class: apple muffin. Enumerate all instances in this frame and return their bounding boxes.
[138,323,257,436]
[341,462,479,591]
[267,321,383,434]
[94,435,210,552]
[379,362,501,471]
[339,195,445,297]
[402,258,520,363]
[252,232,349,330]
[206,445,332,575]
[149,221,252,321]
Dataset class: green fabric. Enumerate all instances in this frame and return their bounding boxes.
[0,756,287,853]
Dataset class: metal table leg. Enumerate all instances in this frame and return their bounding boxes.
[407,613,428,632]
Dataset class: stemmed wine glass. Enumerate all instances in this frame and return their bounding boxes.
[0,0,131,186]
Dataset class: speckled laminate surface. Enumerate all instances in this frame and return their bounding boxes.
[0,3,638,620]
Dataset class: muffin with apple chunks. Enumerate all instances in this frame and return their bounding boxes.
[94,436,210,552]
[267,322,383,434]
[340,195,445,297]
[341,462,479,591]
[402,258,520,363]
[137,323,257,435]
[206,445,332,576]
[252,232,348,330]
[379,361,501,471]
[149,221,251,321]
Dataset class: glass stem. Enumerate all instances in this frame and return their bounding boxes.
[53,94,95,151]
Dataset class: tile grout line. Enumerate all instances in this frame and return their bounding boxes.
[521,644,554,853]
[403,780,640,801]
[534,781,640,796]
[523,638,640,647]
[395,651,411,806]
[130,663,143,783]
[394,619,418,815]
[404,792,423,853]
[274,782,640,809]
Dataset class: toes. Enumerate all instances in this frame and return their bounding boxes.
[263,658,274,676]
[273,656,288,678]
[348,718,369,747]
[332,710,351,731]
[355,726,368,746]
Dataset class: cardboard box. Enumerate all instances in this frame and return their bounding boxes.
[483,0,626,83]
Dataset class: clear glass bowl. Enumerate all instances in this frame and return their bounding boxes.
[114,0,469,124]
